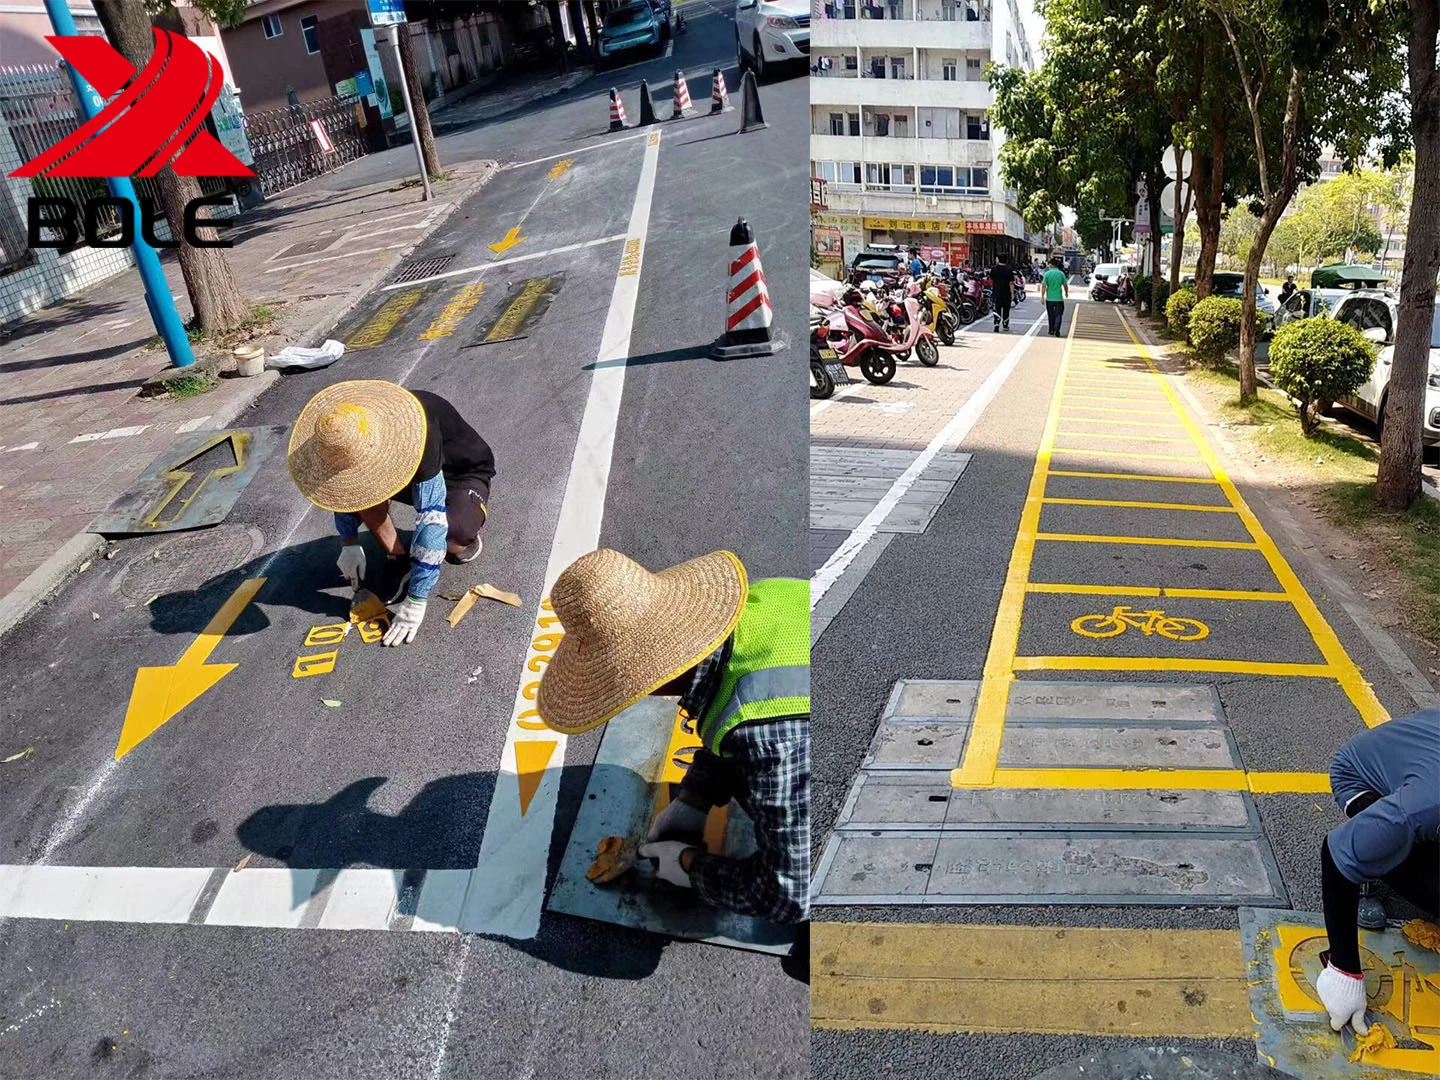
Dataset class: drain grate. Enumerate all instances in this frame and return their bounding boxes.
[390,254,454,284]
[117,525,263,600]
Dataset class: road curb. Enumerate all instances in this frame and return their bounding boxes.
[0,164,499,643]
[1126,312,1440,712]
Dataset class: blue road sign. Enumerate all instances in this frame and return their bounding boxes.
[367,0,406,26]
[355,69,374,97]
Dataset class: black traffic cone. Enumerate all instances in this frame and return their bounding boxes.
[608,87,628,131]
[639,79,657,126]
[739,69,766,133]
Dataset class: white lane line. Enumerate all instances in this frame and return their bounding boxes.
[4,442,39,452]
[810,312,1046,611]
[175,415,213,434]
[504,129,654,171]
[454,131,661,941]
[263,243,412,274]
[809,379,868,417]
[0,865,210,924]
[380,234,627,291]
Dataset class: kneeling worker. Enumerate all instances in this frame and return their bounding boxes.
[288,380,495,646]
[1316,708,1439,1034]
[536,548,809,926]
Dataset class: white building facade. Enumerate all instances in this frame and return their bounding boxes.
[809,0,1036,270]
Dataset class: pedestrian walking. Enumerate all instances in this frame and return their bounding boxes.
[1043,257,1069,337]
[288,381,496,646]
[535,548,810,931]
[1315,709,1438,1035]
[989,252,1015,332]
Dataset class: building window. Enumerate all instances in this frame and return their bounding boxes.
[942,58,957,81]
[966,112,990,140]
[844,54,858,70]
[874,113,890,136]
[890,56,906,79]
[818,160,862,186]
[300,14,320,55]
[920,165,957,193]
[970,166,989,191]
[866,162,915,191]
[848,112,861,135]
[941,1,958,20]
[830,112,845,135]
[966,57,983,80]
[262,13,283,39]
[918,106,962,138]
[894,114,908,137]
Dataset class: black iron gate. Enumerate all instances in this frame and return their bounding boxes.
[242,94,368,197]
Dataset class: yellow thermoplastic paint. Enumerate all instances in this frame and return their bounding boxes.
[1011,656,1336,677]
[952,766,1331,793]
[1035,532,1259,550]
[1055,431,1195,443]
[1026,583,1291,602]
[1048,469,1221,484]
[1050,447,1205,462]
[1054,416,1189,428]
[1043,497,1237,513]
[811,922,1251,1037]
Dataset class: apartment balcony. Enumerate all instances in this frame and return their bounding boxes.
[812,17,992,51]
[811,133,993,167]
[821,184,1000,223]
[809,77,992,110]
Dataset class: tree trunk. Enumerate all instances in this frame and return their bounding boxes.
[95,0,247,334]
[1148,166,1164,314]
[1376,0,1440,509]
[397,25,442,178]
[1192,127,1227,298]
[568,0,591,58]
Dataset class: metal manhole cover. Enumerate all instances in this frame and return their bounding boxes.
[391,255,454,284]
[117,525,263,600]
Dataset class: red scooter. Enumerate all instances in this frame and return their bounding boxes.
[1089,273,1135,304]
[825,287,938,385]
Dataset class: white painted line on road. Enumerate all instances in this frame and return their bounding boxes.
[263,243,412,274]
[102,425,148,439]
[455,130,662,941]
[4,441,39,451]
[348,202,449,242]
[316,868,402,930]
[810,312,1046,611]
[0,864,209,924]
[380,234,627,291]
[205,867,323,928]
[504,129,654,171]
[175,415,213,434]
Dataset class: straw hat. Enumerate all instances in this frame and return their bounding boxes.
[288,381,427,513]
[537,549,749,736]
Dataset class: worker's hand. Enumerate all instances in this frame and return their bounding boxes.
[382,596,426,646]
[647,797,708,843]
[1316,960,1369,1034]
[337,543,366,588]
[639,841,697,889]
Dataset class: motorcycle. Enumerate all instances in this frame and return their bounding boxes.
[810,311,851,400]
[1013,278,1026,305]
[1089,274,1135,304]
[946,270,987,325]
[910,274,957,346]
[825,287,939,383]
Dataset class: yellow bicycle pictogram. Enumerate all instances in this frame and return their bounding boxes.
[1070,605,1210,641]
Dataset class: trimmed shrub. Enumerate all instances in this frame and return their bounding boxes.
[1187,296,1244,366]
[1269,319,1377,435]
[1166,286,1197,338]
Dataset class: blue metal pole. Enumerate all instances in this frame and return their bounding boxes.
[42,0,195,367]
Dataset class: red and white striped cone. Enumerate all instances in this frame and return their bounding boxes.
[609,87,628,131]
[670,70,694,119]
[711,217,784,359]
[710,68,731,114]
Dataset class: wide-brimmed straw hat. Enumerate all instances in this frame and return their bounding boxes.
[537,549,749,736]
[288,381,427,513]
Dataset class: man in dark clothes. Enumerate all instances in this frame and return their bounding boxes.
[989,252,1015,331]
[288,380,496,646]
[1315,709,1439,1034]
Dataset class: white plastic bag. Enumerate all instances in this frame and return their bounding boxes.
[267,338,345,371]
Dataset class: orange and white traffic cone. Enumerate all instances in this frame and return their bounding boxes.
[670,69,694,119]
[710,67,731,114]
[711,217,784,359]
[609,87,628,132]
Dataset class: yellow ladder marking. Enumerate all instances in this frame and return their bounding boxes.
[1011,656,1335,677]
[1048,469,1222,484]
[1051,447,1205,462]
[1043,497,1237,513]
[1055,431,1194,443]
[1035,532,1259,550]
[1027,582,1290,602]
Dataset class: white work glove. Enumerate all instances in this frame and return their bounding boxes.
[382,596,426,646]
[337,543,366,588]
[639,841,697,888]
[1316,960,1369,1034]
[647,797,708,842]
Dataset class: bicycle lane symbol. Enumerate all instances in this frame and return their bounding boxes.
[1071,605,1210,642]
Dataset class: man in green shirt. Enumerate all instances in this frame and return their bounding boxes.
[1042,258,1069,337]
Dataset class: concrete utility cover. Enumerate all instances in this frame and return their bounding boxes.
[547,697,796,954]
[90,427,285,535]
[1031,1048,1299,1080]
[1241,907,1440,1078]
[809,446,970,533]
[115,524,263,600]
[812,679,1287,906]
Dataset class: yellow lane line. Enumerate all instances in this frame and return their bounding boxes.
[1012,656,1336,677]
[1059,405,1178,417]
[1116,312,1388,728]
[1055,416,1190,428]
[812,923,1251,1038]
[1048,469,1221,484]
[962,766,1332,793]
[1065,393,1171,404]
[1042,497,1238,513]
[1055,431,1194,443]
[1035,533,1259,550]
[954,308,1075,786]
[1026,583,1290,601]
[1051,447,1205,462]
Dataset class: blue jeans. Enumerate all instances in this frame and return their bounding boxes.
[1046,299,1065,335]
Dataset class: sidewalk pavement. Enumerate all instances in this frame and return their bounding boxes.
[0,156,497,635]
[427,67,591,134]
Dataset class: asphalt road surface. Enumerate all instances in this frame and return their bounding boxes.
[809,300,1434,1079]
[0,12,810,1079]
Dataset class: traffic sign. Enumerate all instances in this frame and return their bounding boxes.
[1163,145,1192,180]
[367,0,406,26]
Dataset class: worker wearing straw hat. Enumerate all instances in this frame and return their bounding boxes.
[289,380,495,646]
[537,548,810,926]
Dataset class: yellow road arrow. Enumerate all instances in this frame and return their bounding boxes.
[488,226,525,255]
[115,577,266,760]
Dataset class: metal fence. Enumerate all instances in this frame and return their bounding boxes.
[243,94,368,197]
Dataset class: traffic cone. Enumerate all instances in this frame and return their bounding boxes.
[638,79,657,125]
[711,217,784,359]
[608,88,628,131]
[670,69,694,120]
[739,70,766,133]
[710,68,731,114]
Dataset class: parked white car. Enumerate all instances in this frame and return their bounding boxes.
[736,0,809,81]
[1327,291,1440,449]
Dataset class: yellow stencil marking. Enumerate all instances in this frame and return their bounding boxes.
[420,281,486,340]
[1070,606,1210,641]
[347,289,423,349]
[485,277,549,342]
[545,158,574,179]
